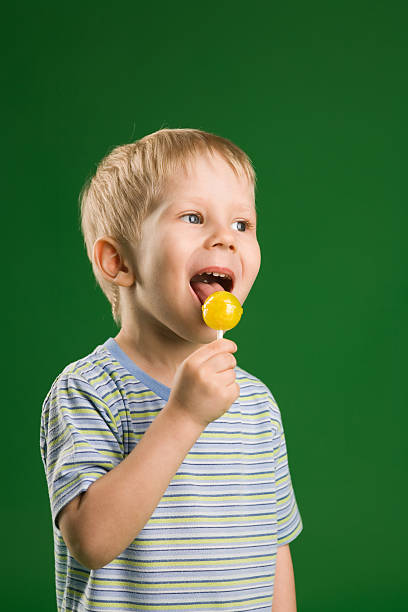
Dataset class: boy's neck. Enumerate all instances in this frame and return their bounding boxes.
[114,332,175,388]
[113,329,205,389]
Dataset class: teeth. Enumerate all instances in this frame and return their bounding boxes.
[203,271,231,280]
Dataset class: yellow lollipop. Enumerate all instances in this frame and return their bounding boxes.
[202,291,243,339]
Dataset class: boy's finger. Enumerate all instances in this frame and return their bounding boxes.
[190,338,237,366]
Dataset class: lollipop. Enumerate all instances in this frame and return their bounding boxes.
[202,291,243,339]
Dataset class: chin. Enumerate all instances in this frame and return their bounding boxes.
[190,325,218,345]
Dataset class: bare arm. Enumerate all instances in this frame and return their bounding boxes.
[59,400,204,570]
[271,544,297,612]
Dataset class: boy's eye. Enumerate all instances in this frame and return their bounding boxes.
[180,213,251,232]
[233,220,249,232]
[182,213,201,225]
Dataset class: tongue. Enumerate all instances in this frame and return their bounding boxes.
[191,280,224,305]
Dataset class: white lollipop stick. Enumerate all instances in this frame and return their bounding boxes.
[217,329,223,340]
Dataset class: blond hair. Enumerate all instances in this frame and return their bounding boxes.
[79,127,257,327]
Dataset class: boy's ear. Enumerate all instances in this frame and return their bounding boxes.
[93,237,135,287]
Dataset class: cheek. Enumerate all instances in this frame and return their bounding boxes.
[254,244,261,275]
[151,241,188,285]
[246,242,261,278]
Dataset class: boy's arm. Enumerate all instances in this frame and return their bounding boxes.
[271,544,297,612]
[58,399,204,570]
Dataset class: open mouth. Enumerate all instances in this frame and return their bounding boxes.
[190,271,233,306]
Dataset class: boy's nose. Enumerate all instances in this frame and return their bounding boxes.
[207,225,237,249]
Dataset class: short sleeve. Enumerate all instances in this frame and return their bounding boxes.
[40,369,124,533]
[267,388,303,547]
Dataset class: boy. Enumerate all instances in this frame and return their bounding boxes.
[40,128,303,611]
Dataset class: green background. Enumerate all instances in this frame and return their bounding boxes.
[4,1,407,610]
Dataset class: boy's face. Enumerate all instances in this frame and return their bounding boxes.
[125,151,261,343]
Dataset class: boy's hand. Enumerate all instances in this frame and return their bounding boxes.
[167,338,239,429]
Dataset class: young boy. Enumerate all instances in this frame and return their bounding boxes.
[40,128,303,611]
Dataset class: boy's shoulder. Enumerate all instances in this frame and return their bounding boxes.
[235,364,277,401]
[61,342,111,378]
[235,364,281,418]
[42,342,114,406]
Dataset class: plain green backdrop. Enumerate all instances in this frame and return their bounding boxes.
[3,1,407,610]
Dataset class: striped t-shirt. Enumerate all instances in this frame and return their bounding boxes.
[40,337,303,612]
